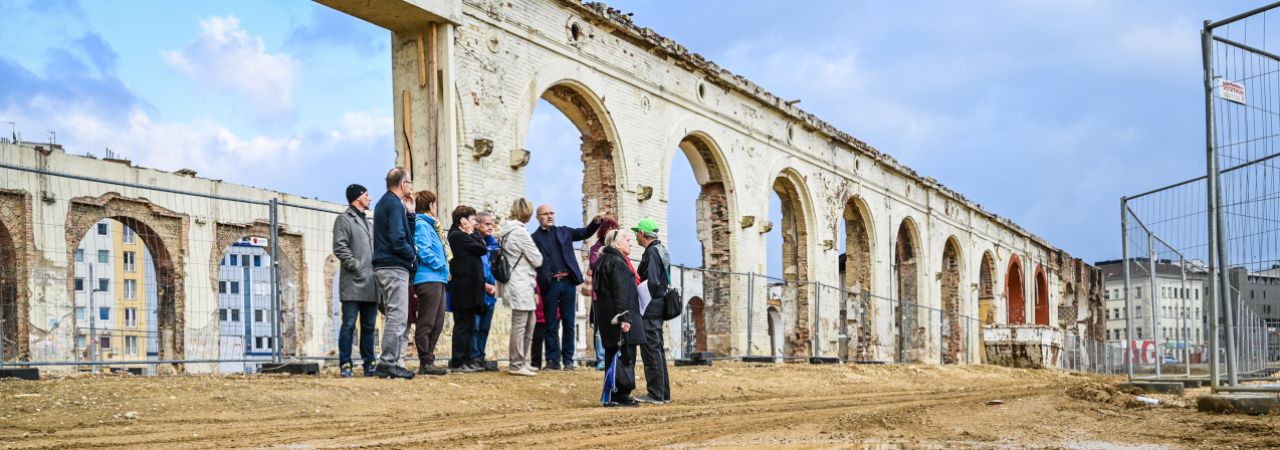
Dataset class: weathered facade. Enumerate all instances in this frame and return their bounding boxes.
[318,0,1106,364]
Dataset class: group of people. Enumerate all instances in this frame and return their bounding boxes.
[331,167,673,406]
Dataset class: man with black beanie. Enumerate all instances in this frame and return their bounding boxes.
[333,183,377,377]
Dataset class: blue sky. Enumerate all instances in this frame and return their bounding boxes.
[0,0,1268,274]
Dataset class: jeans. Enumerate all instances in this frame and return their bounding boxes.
[338,301,378,368]
[542,279,577,366]
[450,307,479,368]
[470,303,495,361]
[640,317,670,401]
[594,328,605,365]
[374,268,410,367]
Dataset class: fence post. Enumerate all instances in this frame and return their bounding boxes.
[1181,258,1190,378]
[747,272,754,357]
[813,282,820,358]
[1148,233,1161,377]
[269,198,282,364]
[1121,197,1134,381]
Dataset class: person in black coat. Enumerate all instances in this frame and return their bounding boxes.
[592,229,646,407]
[447,205,488,372]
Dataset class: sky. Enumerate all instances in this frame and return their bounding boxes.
[1,0,1272,275]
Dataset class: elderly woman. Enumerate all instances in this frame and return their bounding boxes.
[586,217,619,370]
[447,205,488,373]
[497,198,543,376]
[592,229,646,407]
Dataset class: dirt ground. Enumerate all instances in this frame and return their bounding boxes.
[1,363,1277,449]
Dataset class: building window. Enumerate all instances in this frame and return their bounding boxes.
[75,249,84,263]
[255,336,265,350]
[99,307,110,321]
[100,335,111,349]
[98,278,109,292]
[1137,327,1143,339]
[218,281,227,294]
[220,308,229,321]
[230,255,238,266]
[1136,287,1142,299]
[75,307,86,321]
[76,334,87,350]
[125,308,137,328]
[125,336,138,356]
[98,250,109,264]
[243,255,250,267]
[123,251,136,272]
[75,278,84,291]
[124,279,137,299]
[230,309,240,322]
[253,255,262,267]
[122,226,136,244]
[230,281,240,295]
[255,309,265,323]
[97,222,108,236]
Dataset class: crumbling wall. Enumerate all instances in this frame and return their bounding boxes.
[0,189,33,361]
[210,221,308,357]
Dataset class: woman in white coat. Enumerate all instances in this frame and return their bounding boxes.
[498,198,544,376]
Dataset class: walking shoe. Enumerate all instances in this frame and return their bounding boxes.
[483,360,500,372]
[545,361,561,371]
[362,363,377,377]
[452,363,481,373]
[595,360,606,371]
[417,364,448,376]
[635,395,668,404]
[340,363,354,378]
[374,363,415,380]
[508,367,537,377]
[562,362,576,371]
[605,397,640,408]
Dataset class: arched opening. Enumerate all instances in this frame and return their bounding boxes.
[0,220,18,361]
[768,171,812,358]
[894,218,920,363]
[210,222,307,373]
[978,251,997,325]
[688,296,707,352]
[766,305,783,359]
[940,237,963,364]
[1006,255,1026,324]
[69,218,160,372]
[1034,264,1050,326]
[525,83,622,233]
[840,197,873,361]
[667,133,733,354]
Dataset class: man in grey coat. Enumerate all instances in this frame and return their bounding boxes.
[333,184,378,378]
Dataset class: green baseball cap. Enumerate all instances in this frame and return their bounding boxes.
[631,218,660,234]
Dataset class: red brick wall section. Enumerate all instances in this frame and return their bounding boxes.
[0,189,33,361]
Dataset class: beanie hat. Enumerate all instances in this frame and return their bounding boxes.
[346,184,367,203]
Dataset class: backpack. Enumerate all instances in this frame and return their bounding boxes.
[491,229,524,284]
[655,243,683,321]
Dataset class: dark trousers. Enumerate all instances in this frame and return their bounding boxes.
[542,279,577,365]
[640,317,671,401]
[412,282,447,365]
[450,307,479,368]
[604,344,637,400]
[470,303,495,361]
[338,301,378,368]
[531,322,547,369]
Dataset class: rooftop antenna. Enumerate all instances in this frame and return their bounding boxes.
[5,121,13,143]
[48,130,56,146]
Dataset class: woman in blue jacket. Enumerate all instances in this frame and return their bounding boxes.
[411,190,450,375]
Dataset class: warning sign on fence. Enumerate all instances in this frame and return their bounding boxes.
[1218,78,1247,104]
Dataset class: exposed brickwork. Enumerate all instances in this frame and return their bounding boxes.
[940,239,962,364]
[774,176,810,357]
[209,221,309,357]
[543,85,619,220]
[843,199,873,360]
[65,193,188,366]
[1034,264,1049,326]
[1006,255,1026,325]
[894,221,919,363]
[0,189,33,361]
[682,135,734,355]
[978,251,996,324]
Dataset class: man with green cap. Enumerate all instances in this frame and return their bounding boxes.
[632,218,671,404]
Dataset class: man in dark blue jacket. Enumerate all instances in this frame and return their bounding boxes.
[531,204,606,370]
[371,167,417,380]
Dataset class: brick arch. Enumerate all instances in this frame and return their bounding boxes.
[772,168,814,358]
[940,236,963,364]
[0,189,33,361]
[209,221,308,358]
[687,296,706,353]
[1006,254,1026,324]
[843,195,874,360]
[672,131,736,355]
[894,216,922,363]
[65,193,187,367]
[536,81,626,224]
[1034,264,1049,326]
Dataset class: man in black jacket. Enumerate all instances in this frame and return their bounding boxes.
[633,218,670,404]
[371,167,417,380]
[531,204,607,370]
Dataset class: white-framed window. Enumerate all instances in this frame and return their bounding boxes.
[124,279,137,299]
[125,336,138,356]
[230,309,240,322]
[98,278,109,292]
[76,334,87,350]
[124,308,137,328]
[75,249,84,262]
[75,278,84,291]
[97,222,108,236]
[219,308,228,321]
[255,309,265,323]
[230,281,240,295]
[99,307,110,321]
[98,250,109,264]
[100,335,111,349]
[123,251,136,272]
[75,306,86,321]
[230,255,238,266]
[218,281,227,294]
[122,226,136,244]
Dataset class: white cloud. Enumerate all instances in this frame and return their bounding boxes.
[163,16,299,127]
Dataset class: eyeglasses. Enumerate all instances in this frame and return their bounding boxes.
[539,212,556,216]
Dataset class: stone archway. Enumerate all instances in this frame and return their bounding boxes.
[538,82,624,224]
[978,251,997,325]
[65,193,187,366]
[772,170,812,358]
[673,133,734,355]
[941,237,963,364]
[688,296,707,353]
[894,218,921,363]
[1034,264,1049,326]
[0,189,32,362]
[210,221,308,358]
[1006,255,1026,325]
[842,196,874,360]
